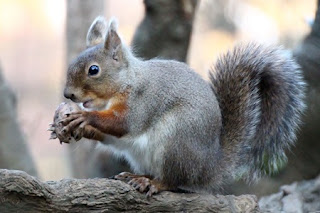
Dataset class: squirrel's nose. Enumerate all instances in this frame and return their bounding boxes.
[64,89,75,100]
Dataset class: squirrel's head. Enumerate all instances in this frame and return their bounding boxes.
[64,17,129,110]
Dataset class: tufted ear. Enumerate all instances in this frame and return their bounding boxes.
[104,18,123,62]
[86,16,108,48]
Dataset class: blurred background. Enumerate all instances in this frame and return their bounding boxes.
[0,0,319,197]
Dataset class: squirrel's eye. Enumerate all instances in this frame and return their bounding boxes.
[88,65,99,76]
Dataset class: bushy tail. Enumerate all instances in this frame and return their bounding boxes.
[210,43,306,181]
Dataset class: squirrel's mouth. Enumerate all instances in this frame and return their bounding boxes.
[81,98,108,111]
[83,100,93,108]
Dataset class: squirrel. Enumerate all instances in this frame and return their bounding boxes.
[57,17,306,196]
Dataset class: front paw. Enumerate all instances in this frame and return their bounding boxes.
[59,112,89,141]
[48,102,82,144]
[48,121,73,144]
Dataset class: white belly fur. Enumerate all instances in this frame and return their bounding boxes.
[99,132,164,178]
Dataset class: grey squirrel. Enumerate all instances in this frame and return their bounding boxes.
[55,17,306,196]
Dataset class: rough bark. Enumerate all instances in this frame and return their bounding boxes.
[0,64,37,177]
[0,169,259,213]
[132,0,198,62]
[259,175,320,213]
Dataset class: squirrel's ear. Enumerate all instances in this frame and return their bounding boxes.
[104,18,123,61]
[86,16,108,48]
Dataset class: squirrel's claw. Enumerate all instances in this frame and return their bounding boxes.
[48,123,57,140]
[126,176,161,197]
[73,127,84,141]
[50,102,83,144]
[49,132,57,140]
[47,126,55,131]
[146,184,159,197]
[128,177,151,193]
[114,172,164,197]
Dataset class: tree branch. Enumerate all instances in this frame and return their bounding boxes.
[0,169,259,212]
[259,175,320,212]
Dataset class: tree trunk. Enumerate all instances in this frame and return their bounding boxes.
[0,169,259,213]
[132,0,198,62]
[66,0,106,178]
[66,0,105,64]
[0,64,37,177]
[286,0,320,182]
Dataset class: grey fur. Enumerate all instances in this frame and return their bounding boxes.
[67,17,306,193]
[210,43,306,182]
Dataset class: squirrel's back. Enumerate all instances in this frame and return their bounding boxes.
[128,59,220,135]
[210,43,306,181]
